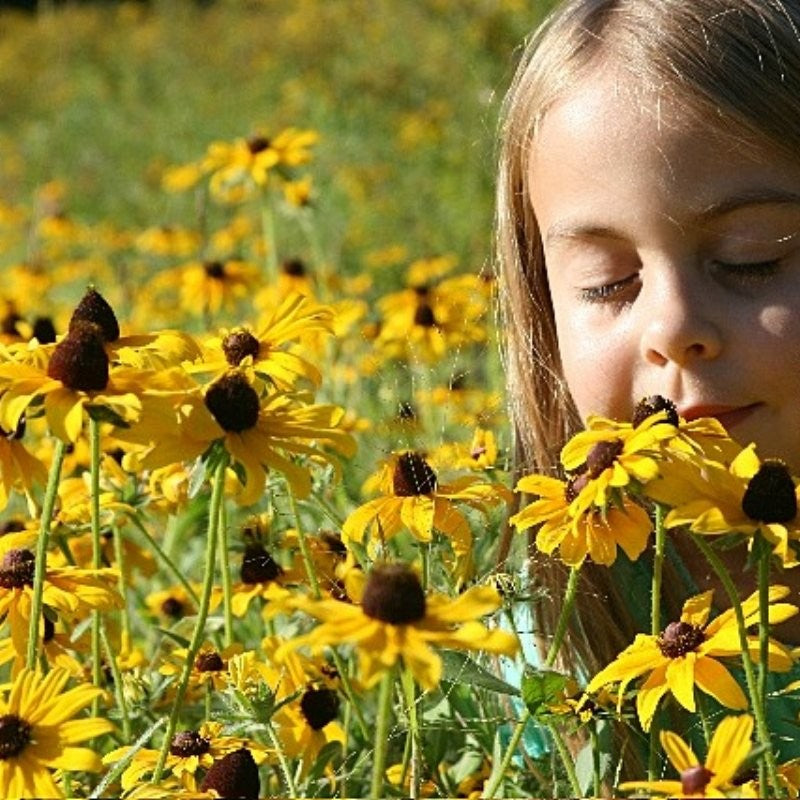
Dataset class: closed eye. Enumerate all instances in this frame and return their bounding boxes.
[578,274,639,303]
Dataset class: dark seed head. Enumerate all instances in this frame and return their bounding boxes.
[240,543,282,584]
[299,687,340,730]
[362,563,426,624]
[681,765,714,795]
[170,730,211,757]
[657,621,705,658]
[448,373,467,391]
[43,616,55,643]
[0,714,32,759]
[246,136,271,155]
[565,473,589,503]
[1,310,23,337]
[413,284,430,298]
[195,649,225,672]
[396,401,416,422]
[392,452,437,497]
[0,549,35,589]
[204,260,226,279]
[32,316,57,344]
[69,288,120,343]
[223,330,260,366]
[319,530,347,557]
[413,302,437,328]
[204,373,260,432]
[0,519,24,535]
[282,258,306,277]
[47,322,109,392]
[161,597,185,619]
[742,460,798,524]
[200,747,260,800]
[585,439,624,479]
[632,395,679,428]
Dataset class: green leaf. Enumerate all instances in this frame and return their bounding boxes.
[305,740,342,784]
[440,650,520,696]
[520,667,569,719]
[156,627,191,648]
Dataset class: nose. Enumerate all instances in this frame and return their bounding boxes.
[639,272,723,366]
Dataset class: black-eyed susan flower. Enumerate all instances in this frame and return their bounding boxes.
[0,668,114,798]
[620,714,753,797]
[160,643,243,697]
[281,562,517,690]
[586,587,796,731]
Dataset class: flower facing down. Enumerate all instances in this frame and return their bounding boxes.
[281,562,517,690]
[621,715,753,797]
[586,588,796,731]
[0,668,114,799]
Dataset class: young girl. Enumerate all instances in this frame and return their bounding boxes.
[496,0,800,770]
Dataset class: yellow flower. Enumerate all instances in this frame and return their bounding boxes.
[160,643,243,697]
[0,668,114,799]
[281,562,518,690]
[621,714,753,797]
[586,587,796,731]
[0,412,47,513]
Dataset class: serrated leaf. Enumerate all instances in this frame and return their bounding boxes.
[520,667,569,718]
[440,650,520,696]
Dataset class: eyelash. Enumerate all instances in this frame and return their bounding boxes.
[578,274,638,304]
[712,258,781,278]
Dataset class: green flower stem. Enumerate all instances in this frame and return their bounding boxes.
[484,565,581,799]
[758,533,772,794]
[371,668,395,800]
[89,417,103,714]
[100,620,131,742]
[153,454,228,783]
[590,725,601,798]
[549,722,582,797]
[111,524,132,647]
[129,514,200,608]
[266,720,297,796]
[26,437,67,669]
[260,189,279,281]
[401,666,422,799]
[217,499,234,648]
[651,503,666,636]
[692,534,782,797]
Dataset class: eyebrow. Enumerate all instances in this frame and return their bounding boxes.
[544,189,800,246]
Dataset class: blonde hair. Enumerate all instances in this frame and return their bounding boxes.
[497,0,800,673]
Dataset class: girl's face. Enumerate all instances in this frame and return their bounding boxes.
[530,66,800,467]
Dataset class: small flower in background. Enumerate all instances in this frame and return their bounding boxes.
[620,714,753,797]
[160,643,243,697]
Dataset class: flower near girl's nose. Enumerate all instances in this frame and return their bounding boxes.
[633,394,679,427]
[585,439,624,478]
[741,459,797,524]
[361,563,426,624]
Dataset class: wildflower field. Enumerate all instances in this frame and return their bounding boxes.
[3,1,800,799]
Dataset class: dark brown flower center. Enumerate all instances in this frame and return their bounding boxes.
[246,136,271,154]
[47,322,110,392]
[240,543,282,584]
[632,395,679,427]
[448,373,466,391]
[392,452,437,497]
[396,401,417,422]
[201,747,260,800]
[195,650,225,672]
[681,765,714,795]
[32,316,57,344]
[43,616,56,643]
[0,519,24,535]
[299,687,340,730]
[204,373,260,433]
[1,310,23,337]
[0,714,32,759]
[585,439,624,479]
[170,730,211,757]
[204,260,226,279]
[0,549,35,589]
[413,284,430,298]
[282,258,306,277]
[223,330,260,366]
[413,302,437,328]
[319,530,347,557]
[658,621,705,658]
[161,597,185,619]
[362,563,426,624]
[741,460,797,524]
[69,288,120,343]
[565,473,589,503]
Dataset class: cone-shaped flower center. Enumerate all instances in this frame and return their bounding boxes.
[681,765,714,795]
[657,621,705,658]
[47,322,110,392]
[161,597,185,619]
[392,452,437,497]
[204,260,226,279]
[170,730,211,757]
[565,472,589,503]
[240,543,283,584]
[632,395,678,427]
[362,563,426,624]
[204,373,260,433]
[282,258,306,277]
[741,460,797,524]
[69,288,120,343]
[0,548,35,589]
[586,439,624,479]
[32,316,57,344]
[201,748,260,800]
[223,330,260,366]
[0,714,32,759]
[299,687,340,730]
[195,650,225,672]
[246,136,270,154]
[413,302,437,328]
[43,616,56,643]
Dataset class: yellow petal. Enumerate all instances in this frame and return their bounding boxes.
[660,729,698,773]
[706,715,754,786]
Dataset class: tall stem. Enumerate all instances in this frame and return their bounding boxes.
[549,722,582,797]
[260,189,279,281]
[89,417,103,713]
[153,454,228,782]
[651,504,665,636]
[401,667,422,799]
[217,499,234,647]
[758,533,772,794]
[26,438,66,669]
[371,669,395,800]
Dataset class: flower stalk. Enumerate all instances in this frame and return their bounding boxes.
[89,416,103,714]
[371,668,395,800]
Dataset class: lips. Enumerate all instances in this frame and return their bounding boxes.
[679,403,763,431]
